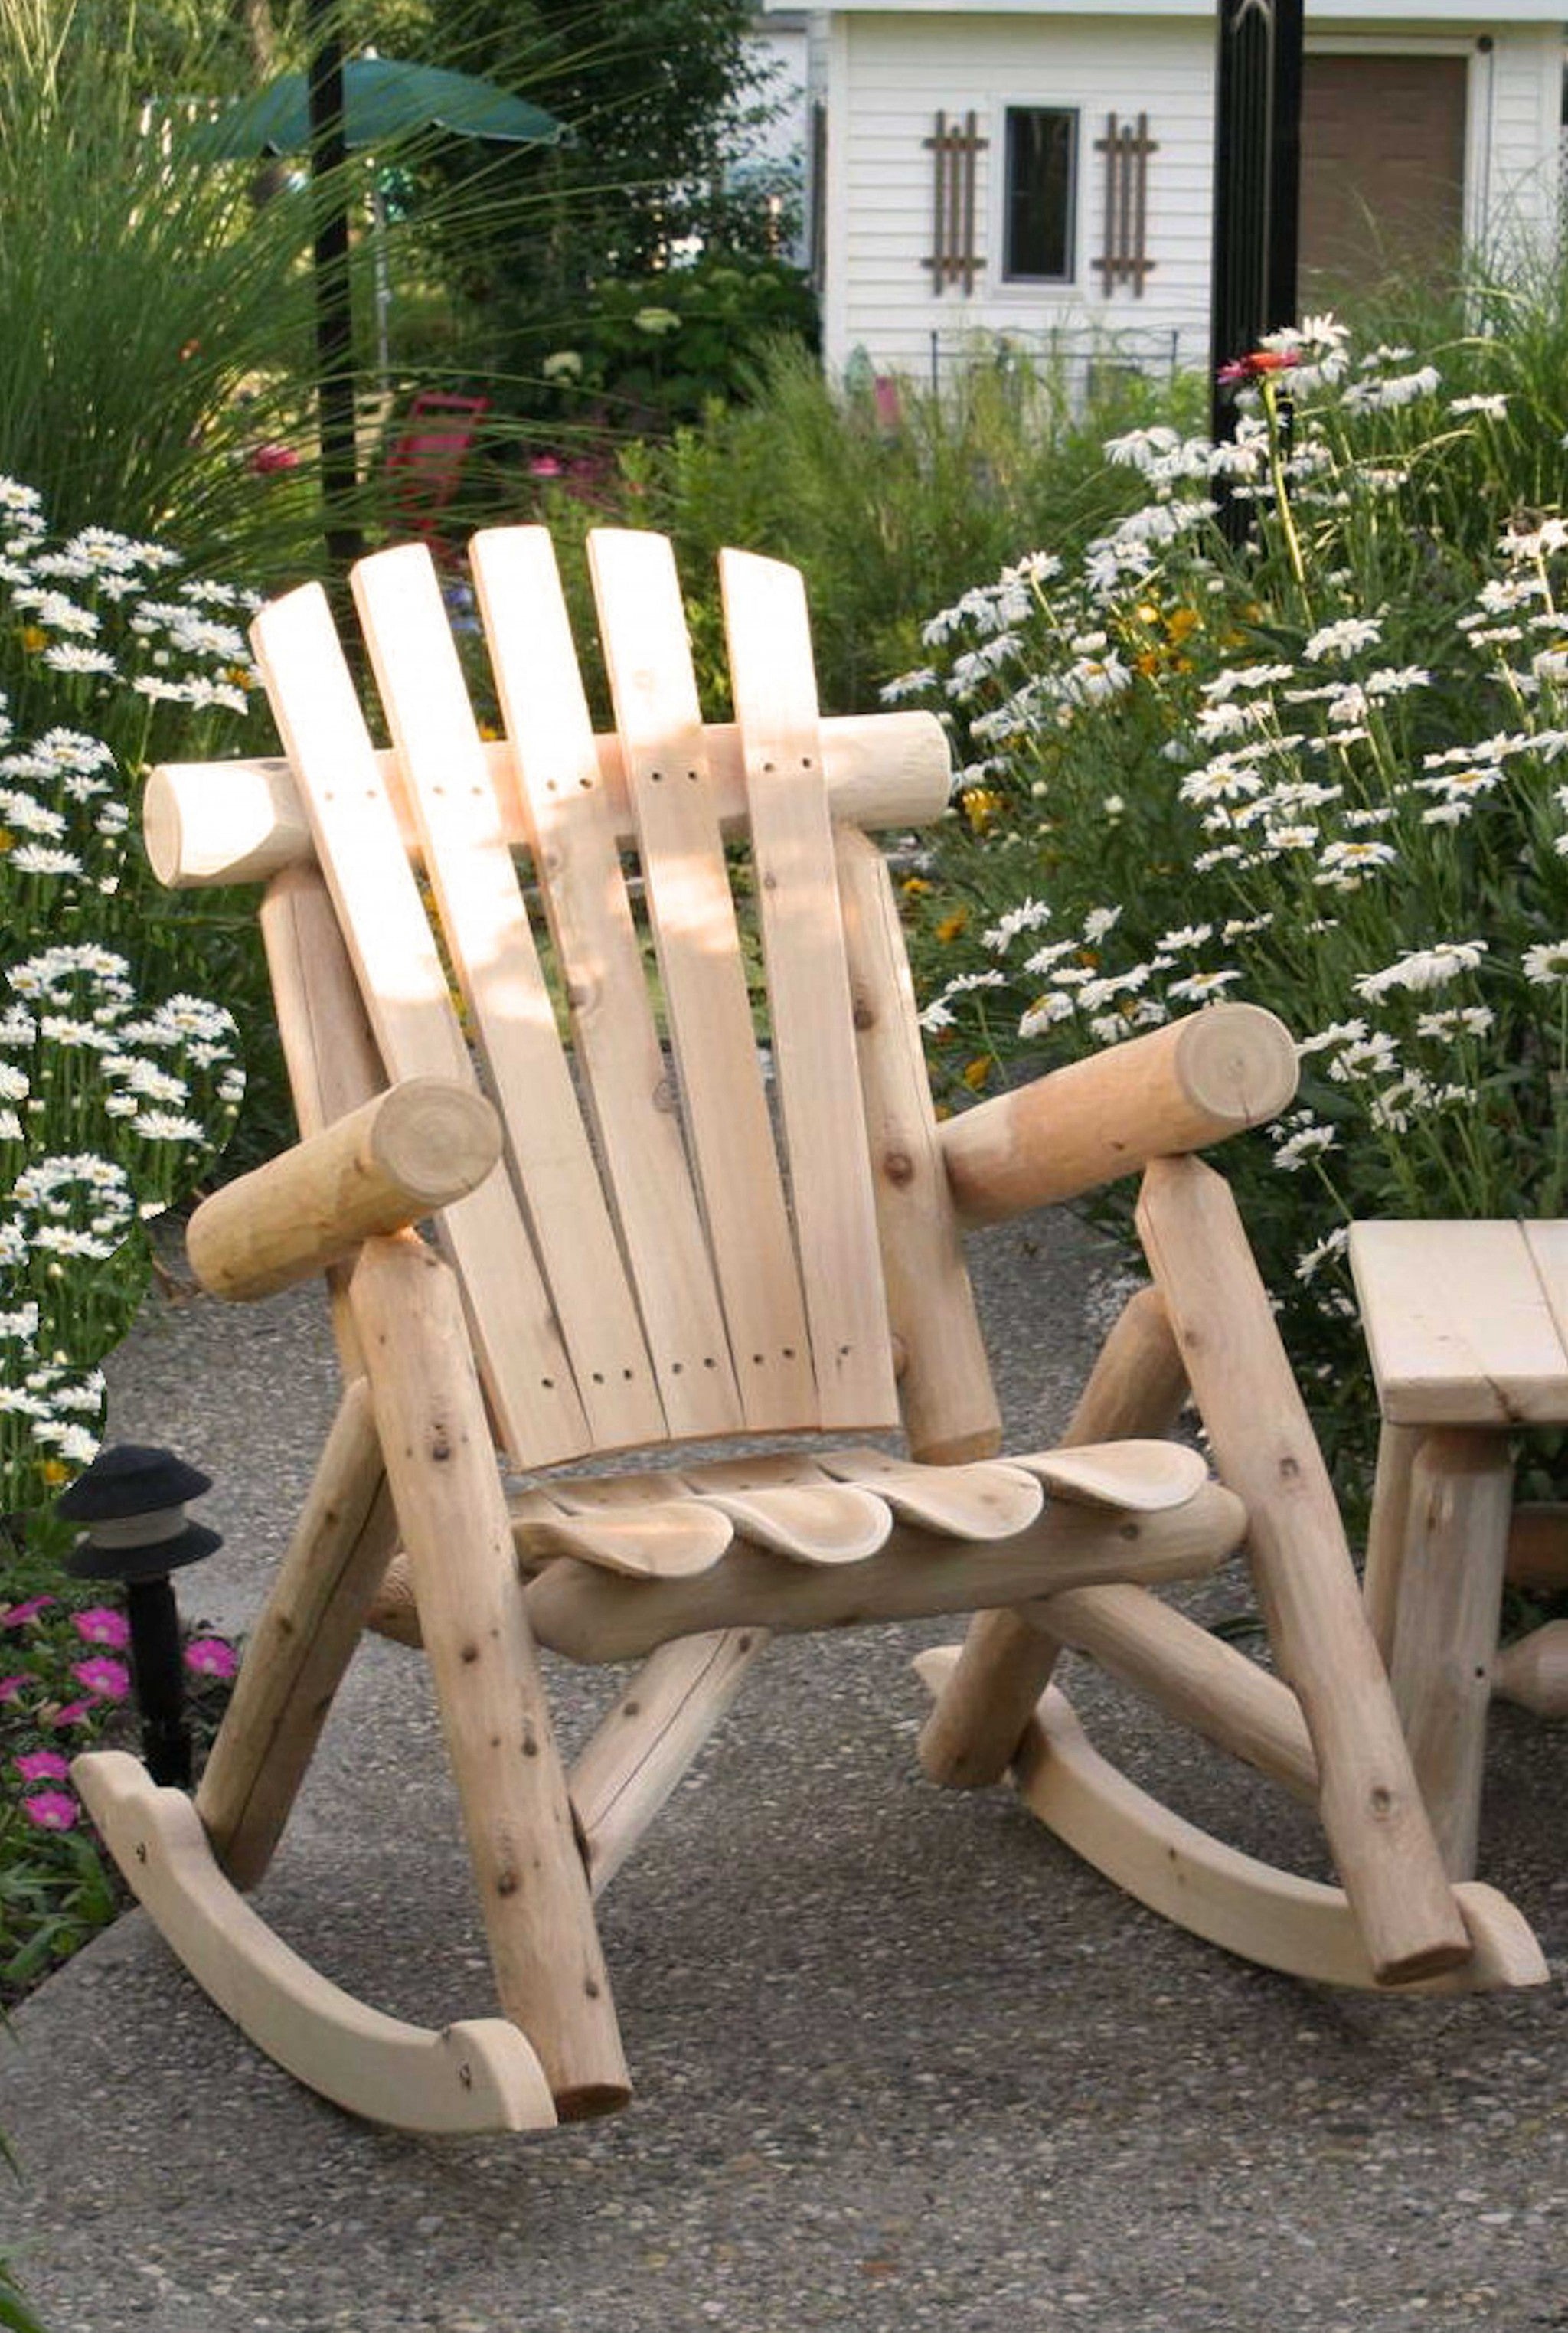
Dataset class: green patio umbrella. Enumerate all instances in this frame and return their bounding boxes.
[188,57,569,161]
[188,52,569,573]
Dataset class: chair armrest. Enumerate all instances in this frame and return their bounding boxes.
[186,1078,502,1300]
[938,1003,1297,1228]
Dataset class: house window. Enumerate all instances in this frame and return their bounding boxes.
[1004,107,1077,282]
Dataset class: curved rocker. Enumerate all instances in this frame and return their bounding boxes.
[913,1653,1548,1994]
[73,1751,558,2134]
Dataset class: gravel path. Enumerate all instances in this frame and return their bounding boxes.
[2,1213,1565,2333]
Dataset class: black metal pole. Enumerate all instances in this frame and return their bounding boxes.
[1209,0,1304,456]
[307,1,364,572]
[124,1577,191,1789]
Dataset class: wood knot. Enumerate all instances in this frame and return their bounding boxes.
[495,1870,520,1897]
[430,1433,452,1463]
[883,1151,915,1187]
[852,1001,876,1031]
[652,1074,679,1114]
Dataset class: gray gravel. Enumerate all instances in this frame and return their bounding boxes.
[3,1212,1566,2333]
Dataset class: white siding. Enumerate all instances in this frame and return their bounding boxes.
[1479,22,1563,260]
[828,13,1214,377]
[824,11,1563,380]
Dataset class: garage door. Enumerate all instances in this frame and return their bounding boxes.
[1298,54,1468,291]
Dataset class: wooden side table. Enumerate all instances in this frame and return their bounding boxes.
[1349,1219,1568,1878]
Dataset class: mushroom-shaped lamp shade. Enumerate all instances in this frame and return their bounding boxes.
[57,1445,224,1787]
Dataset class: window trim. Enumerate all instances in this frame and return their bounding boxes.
[1000,103,1080,287]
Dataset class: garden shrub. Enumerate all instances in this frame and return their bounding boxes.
[900,299,1568,1498]
[0,478,260,2030]
[0,478,269,1520]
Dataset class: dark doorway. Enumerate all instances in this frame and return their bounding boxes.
[1298,53,1468,292]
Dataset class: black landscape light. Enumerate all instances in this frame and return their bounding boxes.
[57,1446,223,1790]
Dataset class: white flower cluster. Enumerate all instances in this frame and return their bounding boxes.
[903,315,1568,1344]
[1,479,260,1505]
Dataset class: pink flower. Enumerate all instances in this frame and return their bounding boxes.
[45,1700,93,1728]
[184,1636,238,1681]
[21,1790,78,1831]
[72,1606,130,1649]
[15,1749,70,1783]
[0,1674,31,1704]
[528,454,564,478]
[0,1596,55,1628]
[1217,348,1300,388]
[247,442,299,475]
[70,1655,130,1701]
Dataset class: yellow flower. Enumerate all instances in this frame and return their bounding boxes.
[0,832,12,853]
[38,1457,70,1487]
[21,626,47,653]
[934,909,969,943]
[961,1055,992,1091]
[478,720,501,742]
[962,788,1004,834]
[1134,601,1161,627]
[1165,606,1200,645]
[1134,649,1161,678]
[901,874,934,897]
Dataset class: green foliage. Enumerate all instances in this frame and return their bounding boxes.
[0,1,328,578]
[530,256,816,440]
[569,340,1200,716]
[903,279,1568,1496]
[0,481,274,1516]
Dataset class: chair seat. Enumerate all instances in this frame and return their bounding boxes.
[511,1440,1213,1577]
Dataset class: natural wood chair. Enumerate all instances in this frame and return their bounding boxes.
[74,529,1546,2139]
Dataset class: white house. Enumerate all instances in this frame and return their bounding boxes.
[776,0,1566,383]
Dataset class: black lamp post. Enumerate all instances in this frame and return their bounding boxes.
[57,1446,223,1790]
[1210,0,1304,528]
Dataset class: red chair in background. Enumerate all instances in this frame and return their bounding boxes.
[384,390,490,554]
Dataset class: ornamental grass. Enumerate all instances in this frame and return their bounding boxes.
[900,286,1568,1506]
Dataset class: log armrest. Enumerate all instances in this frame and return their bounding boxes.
[938,1003,1298,1228]
[186,1078,503,1301]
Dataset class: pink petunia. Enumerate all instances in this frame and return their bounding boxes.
[44,1700,93,1728]
[0,1596,55,1628]
[21,1790,78,1831]
[70,1655,130,1701]
[72,1606,130,1650]
[184,1636,238,1681]
[15,1749,71,1783]
[0,1674,31,1704]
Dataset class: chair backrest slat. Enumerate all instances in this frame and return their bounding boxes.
[250,581,591,1469]
[350,544,667,1454]
[720,550,900,1431]
[469,527,744,1442]
[589,531,817,1433]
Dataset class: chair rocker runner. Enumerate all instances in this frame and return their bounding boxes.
[75,527,1546,2138]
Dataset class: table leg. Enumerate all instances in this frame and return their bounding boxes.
[1386,1428,1514,1880]
[1362,1419,1422,1664]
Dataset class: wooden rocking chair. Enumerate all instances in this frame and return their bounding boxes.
[74,528,1547,2139]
